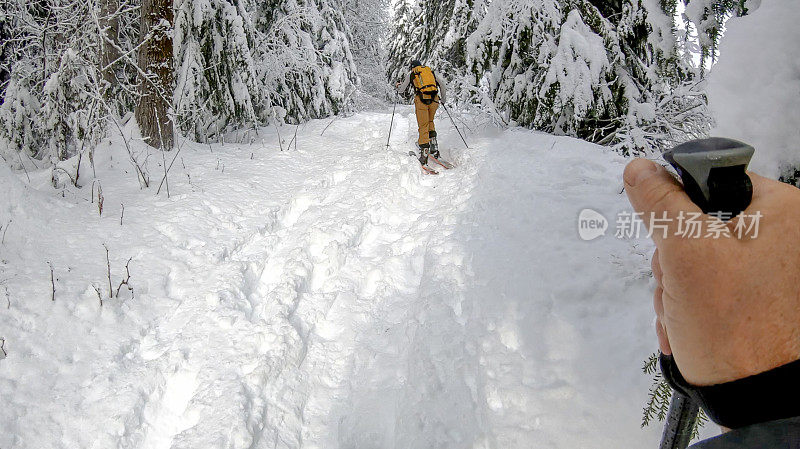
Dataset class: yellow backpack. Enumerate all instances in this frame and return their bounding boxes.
[412,66,439,98]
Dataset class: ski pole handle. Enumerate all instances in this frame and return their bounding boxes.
[657,137,755,449]
[662,138,754,218]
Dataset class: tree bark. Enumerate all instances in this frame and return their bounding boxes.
[99,0,120,99]
[136,0,174,150]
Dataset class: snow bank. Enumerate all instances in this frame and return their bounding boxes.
[707,0,800,178]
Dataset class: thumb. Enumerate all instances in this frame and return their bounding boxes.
[623,158,701,246]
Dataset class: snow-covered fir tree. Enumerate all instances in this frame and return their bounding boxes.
[389,0,712,154]
[0,0,360,159]
[0,6,10,102]
[250,0,358,123]
[682,0,755,70]
[467,0,708,153]
[341,0,391,103]
[173,0,261,142]
[0,0,111,165]
[387,0,476,85]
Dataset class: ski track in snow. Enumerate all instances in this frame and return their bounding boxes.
[0,108,667,448]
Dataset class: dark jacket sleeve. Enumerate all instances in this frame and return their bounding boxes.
[690,417,800,449]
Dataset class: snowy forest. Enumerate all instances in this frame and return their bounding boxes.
[0,0,776,166]
[2,0,799,447]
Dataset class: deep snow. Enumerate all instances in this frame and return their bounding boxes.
[706,0,800,178]
[1,107,677,448]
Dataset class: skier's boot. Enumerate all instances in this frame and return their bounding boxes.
[418,142,430,165]
[429,131,440,159]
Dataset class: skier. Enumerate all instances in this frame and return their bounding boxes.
[396,60,447,166]
[624,158,800,448]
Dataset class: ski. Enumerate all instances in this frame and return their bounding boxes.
[428,154,454,169]
[421,165,439,175]
[409,150,439,175]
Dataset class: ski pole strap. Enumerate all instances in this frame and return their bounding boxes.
[660,353,800,430]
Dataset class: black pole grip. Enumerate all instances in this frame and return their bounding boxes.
[662,137,754,219]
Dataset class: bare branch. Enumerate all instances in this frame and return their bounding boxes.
[93,284,103,307]
[114,257,133,298]
[1,220,11,245]
[104,244,112,298]
[48,262,55,302]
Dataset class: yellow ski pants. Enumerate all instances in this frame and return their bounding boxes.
[414,94,439,146]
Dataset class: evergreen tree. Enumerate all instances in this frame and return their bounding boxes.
[389,0,709,153]
[0,0,112,164]
[251,0,358,123]
[342,0,391,103]
[387,0,477,85]
[683,0,752,71]
[468,0,703,151]
[0,4,11,104]
[173,0,261,142]
[1,0,360,164]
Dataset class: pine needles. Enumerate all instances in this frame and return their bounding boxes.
[641,352,708,440]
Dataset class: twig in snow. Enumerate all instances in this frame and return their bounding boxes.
[115,258,133,298]
[100,246,134,301]
[96,183,104,216]
[103,110,150,188]
[16,152,31,183]
[52,166,77,187]
[1,219,11,245]
[48,262,55,302]
[320,116,338,136]
[120,203,125,225]
[288,124,299,150]
[156,137,189,196]
[104,245,112,298]
[275,122,284,152]
[160,140,170,198]
[0,338,6,358]
[93,284,103,307]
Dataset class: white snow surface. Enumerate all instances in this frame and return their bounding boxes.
[0,109,669,448]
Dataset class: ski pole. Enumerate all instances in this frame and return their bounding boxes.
[658,362,699,449]
[386,89,398,148]
[657,138,755,449]
[441,102,469,149]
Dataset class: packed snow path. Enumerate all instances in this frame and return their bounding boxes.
[0,108,669,448]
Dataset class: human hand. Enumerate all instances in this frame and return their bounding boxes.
[624,158,800,386]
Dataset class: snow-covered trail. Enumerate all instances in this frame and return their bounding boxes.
[0,108,668,448]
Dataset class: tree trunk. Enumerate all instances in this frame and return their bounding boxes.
[136,0,174,150]
[99,0,120,99]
